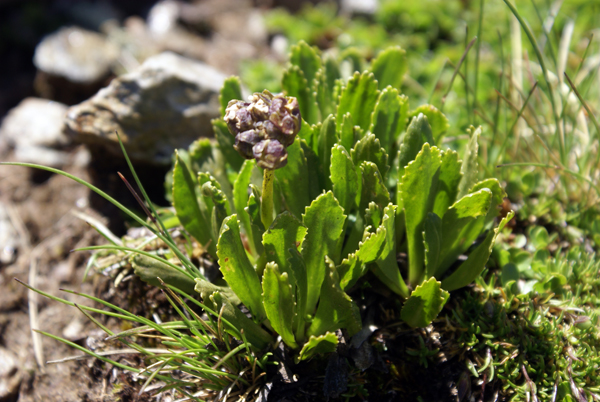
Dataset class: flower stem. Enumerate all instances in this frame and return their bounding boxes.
[261,169,275,229]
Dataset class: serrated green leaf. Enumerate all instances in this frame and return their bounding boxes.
[262,262,298,348]
[365,201,383,229]
[400,144,442,287]
[299,139,322,199]
[234,160,257,256]
[316,115,337,191]
[302,192,346,315]
[316,56,341,118]
[287,247,308,341]
[330,144,358,214]
[282,65,319,125]
[212,119,245,173]
[458,126,481,198]
[352,133,389,180]
[338,225,386,291]
[338,112,355,151]
[131,254,196,295]
[336,71,380,133]
[401,277,449,328]
[359,161,390,213]
[371,46,408,91]
[199,173,231,243]
[370,87,408,152]
[218,215,265,321]
[172,152,215,257]
[194,278,240,306]
[275,138,311,219]
[469,178,506,226]
[432,150,462,218]
[298,332,338,362]
[339,47,363,75]
[289,41,321,91]
[442,212,514,291]
[307,257,361,338]
[372,204,409,297]
[209,291,272,350]
[409,105,449,144]
[397,114,434,180]
[219,76,243,116]
[427,189,493,278]
[263,212,306,286]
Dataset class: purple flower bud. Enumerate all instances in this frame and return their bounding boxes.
[223,91,301,169]
[234,129,263,159]
[253,139,288,170]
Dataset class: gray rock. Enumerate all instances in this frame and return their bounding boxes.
[341,0,379,15]
[0,347,21,401]
[1,98,69,148]
[65,51,227,165]
[0,98,70,167]
[34,26,119,84]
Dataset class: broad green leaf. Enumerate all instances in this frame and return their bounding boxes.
[442,212,514,291]
[423,213,443,280]
[401,277,449,328]
[428,189,493,278]
[372,204,409,297]
[172,152,214,256]
[233,160,257,255]
[397,114,434,179]
[299,139,322,199]
[209,291,273,350]
[218,215,265,321]
[338,225,386,290]
[219,76,243,116]
[432,150,462,218]
[287,247,308,341]
[298,118,316,148]
[316,56,341,118]
[263,212,307,286]
[132,254,196,295]
[212,119,244,172]
[370,46,408,91]
[370,87,408,152]
[262,262,298,348]
[336,71,380,133]
[400,144,442,287]
[298,332,338,362]
[276,138,311,219]
[339,47,363,76]
[359,161,390,213]
[458,126,481,198]
[316,115,337,191]
[307,257,361,338]
[338,113,355,151]
[409,105,449,144]
[289,41,321,91]
[194,278,240,306]
[282,65,319,125]
[302,192,346,315]
[470,178,506,225]
[352,133,389,180]
[330,144,358,214]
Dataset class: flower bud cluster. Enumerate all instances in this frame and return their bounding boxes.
[224,90,301,170]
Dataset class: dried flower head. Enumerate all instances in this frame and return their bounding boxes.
[224,90,301,169]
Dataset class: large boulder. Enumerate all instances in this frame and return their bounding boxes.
[65,51,227,165]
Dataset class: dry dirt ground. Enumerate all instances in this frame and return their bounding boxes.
[0,145,137,402]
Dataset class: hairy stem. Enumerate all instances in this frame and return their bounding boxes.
[261,169,275,229]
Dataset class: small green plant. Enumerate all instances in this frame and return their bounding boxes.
[155,41,512,355]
